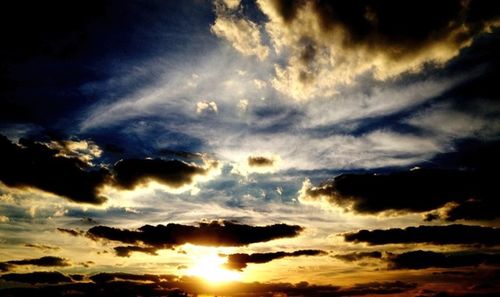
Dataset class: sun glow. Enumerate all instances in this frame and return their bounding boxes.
[186,252,241,283]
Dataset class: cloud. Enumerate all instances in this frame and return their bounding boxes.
[0,134,110,204]
[224,249,326,270]
[211,1,269,60]
[114,246,159,257]
[111,158,219,191]
[387,250,500,270]
[0,256,70,272]
[299,167,499,220]
[89,273,171,284]
[0,272,72,284]
[87,220,303,248]
[343,224,500,245]
[255,0,500,99]
[334,251,382,262]
[24,243,60,251]
[0,134,221,203]
[57,228,85,237]
[0,272,418,297]
[196,100,218,114]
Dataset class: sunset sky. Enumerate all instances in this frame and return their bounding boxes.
[1,1,500,296]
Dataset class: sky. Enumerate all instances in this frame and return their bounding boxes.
[0,1,499,296]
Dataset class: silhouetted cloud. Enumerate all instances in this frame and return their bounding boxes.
[112,158,218,190]
[387,250,500,270]
[224,249,326,270]
[114,246,159,257]
[247,156,275,167]
[87,220,303,248]
[57,228,85,237]
[300,168,499,221]
[89,272,173,284]
[0,256,70,272]
[24,243,60,251]
[0,272,418,297]
[0,135,110,204]
[334,251,382,262]
[0,272,72,284]
[343,224,500,245]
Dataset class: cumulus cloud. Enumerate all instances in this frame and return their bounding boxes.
[299,167,499,220]
[342,224,500,245]
[0,135,220,203]
[87,220,303,248]
[0,135,110,204]
[254,0,500,99]
[211,3,269,60]
[224,249,326,270]
[196,100,218,114]
[111,158,219,191]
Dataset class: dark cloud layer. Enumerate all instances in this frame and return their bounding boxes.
[224,249,326,271]
[0,272,72,284]
[387,250,500,270]
[343,224,500,245]
[0,272,418,297]
[87,220,303,248]
[301,167,499,221]
[0,256,70,272]
[0,135,109,204]
[114,246,159,257]
[334,251,382,262]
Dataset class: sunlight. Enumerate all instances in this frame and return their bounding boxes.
[186,252,241,283]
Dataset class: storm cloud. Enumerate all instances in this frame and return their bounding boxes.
[87,220,303,248]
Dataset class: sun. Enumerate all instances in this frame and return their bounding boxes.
[186,252,241,283]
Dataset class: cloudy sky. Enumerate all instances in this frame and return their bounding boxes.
[1,1,499,296]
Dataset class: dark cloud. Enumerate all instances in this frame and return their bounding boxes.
[89,272,172,284]
[57,228,85,237]
[0,135,110,204]
[334,251,382,262]
[301,167,499,221]
[24,243,60,251]
[0,272,72,284]
[247,156,274,167]
[114,246,159,257]
[112,158,215,190]
[387,250,500,270]
[343,224,500,245]
[0,272,418,297]
[87,220,303,248]
[224,249,326,271]
[269,0,500,58]
[0,134,218,204]
[0,256,70,272]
